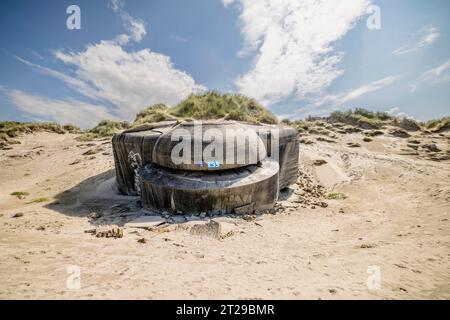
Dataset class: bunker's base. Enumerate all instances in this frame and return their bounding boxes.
[139,159,279,215]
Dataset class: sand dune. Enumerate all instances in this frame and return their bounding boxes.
[0,127,449,299]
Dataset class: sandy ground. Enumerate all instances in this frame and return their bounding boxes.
[0,128,449,299]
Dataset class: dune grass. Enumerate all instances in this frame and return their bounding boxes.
[424,117,450,132]
[328,108,392,129]
[10,191,30,199]
[326,192,348,200]
[134,92,278,126]
[27,197,50,204]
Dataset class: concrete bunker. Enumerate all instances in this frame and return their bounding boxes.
[112,120,299,215]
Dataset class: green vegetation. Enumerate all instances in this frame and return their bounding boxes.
[424,116,450,132]
[10,191,30,199]
[1,121,81,148]
[27,197,50,204]
[326,192,348,200]
[329,108,392,129]
[87,120,130,137]
[0,121,79,137]
[134,92,278,125]
[170,92,278,124]
[134,103,175,125]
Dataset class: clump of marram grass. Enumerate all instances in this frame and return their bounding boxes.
[0,121,81,148]
[89,120,130,136]
[154,91,278,124]
[27,197,50,204]
[168,92,278,124]
[424,116,450,133]
[328,108,393,129]
[88,92,278,137]
[326,192,348,200]
[133,103,176,125]
[77,120,131,140]
[0,121,75,137]
[10,191,30,199]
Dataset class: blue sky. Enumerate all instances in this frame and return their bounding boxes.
[0,0,449,127]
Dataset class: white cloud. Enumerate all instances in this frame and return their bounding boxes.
[291,75,400,118]
[12,1,205,126]
[409,59,450,92]
[387,107,415,120]
[109,0,146,44]
[393,25,440,56]
[169,35,188,43]
[224,0,371,105]
[52,42,206,119]
[314,75,400,107]
[5,89,116,128]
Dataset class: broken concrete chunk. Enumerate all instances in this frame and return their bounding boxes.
[124,215,165,229]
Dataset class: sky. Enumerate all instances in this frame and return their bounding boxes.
[0,0,449,128]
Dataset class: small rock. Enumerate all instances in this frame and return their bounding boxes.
[389,129,410,138]
[36,226,46,231]
[360,243,376,249]
[69,159,81,165]
[190,220,221,239]
[312,159,327,166]
[319,202,328,208]
[12,213,24,218]
[88,212,102,220]
[137,238,148,244]
[347,142,361,148]
[422,143,440,152]
[82,149,97,156]
[363,137,372,142]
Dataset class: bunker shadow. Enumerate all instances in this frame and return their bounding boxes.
[45,169,140,226]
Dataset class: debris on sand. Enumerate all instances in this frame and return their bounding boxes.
[137,237,148,244]
[124,215,165,229]
[12,212,24,218]
[94,225,123,238]
[295,168,326,207]
[189,220,221,239]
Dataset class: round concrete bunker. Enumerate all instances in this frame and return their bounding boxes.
[112,120,299,214]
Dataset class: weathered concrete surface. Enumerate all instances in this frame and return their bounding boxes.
[112,121,299,195]
[139,158,279,215]
[112,121,176,195]
[248,124,299,189]
[152,120,267,171]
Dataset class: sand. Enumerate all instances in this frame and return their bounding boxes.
[0,128,449,299]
